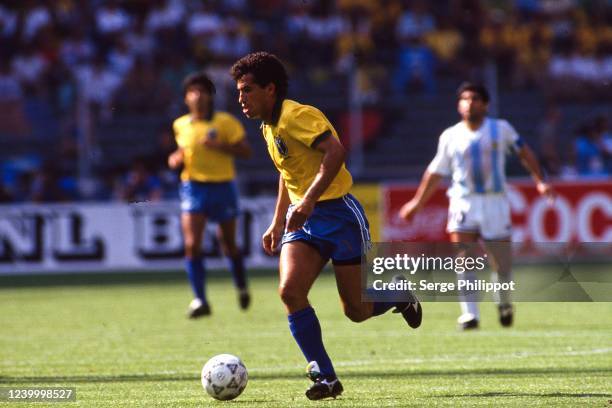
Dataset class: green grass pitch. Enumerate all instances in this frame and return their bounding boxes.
[1,268,611,407]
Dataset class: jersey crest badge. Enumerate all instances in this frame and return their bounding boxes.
[207,128,218,140]
[274,136,289,157]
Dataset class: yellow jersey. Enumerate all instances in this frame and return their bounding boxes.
[261,99,353,203]
[173,112,245,182]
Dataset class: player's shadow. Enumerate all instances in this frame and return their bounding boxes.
[0,373,199,384]
[2,366,611,384]
[336,366,612,379]
[435,392,612,398]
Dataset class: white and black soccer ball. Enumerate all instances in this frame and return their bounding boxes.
[201,354,248,401]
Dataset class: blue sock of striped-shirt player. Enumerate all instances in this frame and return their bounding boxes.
[288,306,337,380]
[185,257,207,303]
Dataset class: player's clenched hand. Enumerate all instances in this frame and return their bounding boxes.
[286,199,314,232]
[262,222,284,256]
[399,199,421,222]
[168,150,184,169]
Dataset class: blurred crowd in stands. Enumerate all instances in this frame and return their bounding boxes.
[0,0,611,203]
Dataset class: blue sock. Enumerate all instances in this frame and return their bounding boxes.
[367,288,395,316]
[228,254,247,290]
[371,301,395,316]
[185,257,206,302]
[288,307,336,379]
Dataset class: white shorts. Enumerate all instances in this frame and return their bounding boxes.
[447,194,511,240]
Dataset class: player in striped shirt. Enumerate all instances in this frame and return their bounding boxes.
[400,82,554,330]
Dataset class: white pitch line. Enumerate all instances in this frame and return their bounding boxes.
[246,346,612,373]
[3,348,609,379]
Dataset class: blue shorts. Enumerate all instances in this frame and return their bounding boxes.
[281,194,370,265]
[179,181,239,223]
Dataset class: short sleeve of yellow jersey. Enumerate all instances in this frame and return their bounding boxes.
[219,113,246,145]
[284,106,331,147]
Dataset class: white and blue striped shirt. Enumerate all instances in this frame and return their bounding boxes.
[427,118,523,198]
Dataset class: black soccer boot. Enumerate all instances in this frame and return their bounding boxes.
[305,377,344,400]
[393,301,423,329]
[498,304,514,327]
[238,289,251,310]
[390,275,423,329]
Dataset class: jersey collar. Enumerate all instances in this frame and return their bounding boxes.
[463,117,488,133]
[265,97,284,126]
[189,107,214,123]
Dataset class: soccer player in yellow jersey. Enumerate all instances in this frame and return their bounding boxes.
[168,72,252,318]
[231,52,422,400]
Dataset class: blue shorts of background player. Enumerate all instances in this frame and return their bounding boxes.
[281,193,370,265]
[180,181,239,222]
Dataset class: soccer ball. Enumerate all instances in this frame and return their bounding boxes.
[201,354,248,401]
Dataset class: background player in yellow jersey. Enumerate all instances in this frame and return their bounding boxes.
[168,71,252,318]
[231,52,422,400]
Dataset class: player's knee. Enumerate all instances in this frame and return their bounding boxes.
[184,241,201,258]
[494,268,512,278]
[218,243,229,257]
[221,243,239,258]
[278,284,305,308]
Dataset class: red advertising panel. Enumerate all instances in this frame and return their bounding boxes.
[383,180,612,244]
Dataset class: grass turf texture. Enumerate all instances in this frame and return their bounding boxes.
[1,268,611,407]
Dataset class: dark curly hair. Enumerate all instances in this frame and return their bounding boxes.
[231,52,288,100]
[456,82,490,103]
[182,71,216,95]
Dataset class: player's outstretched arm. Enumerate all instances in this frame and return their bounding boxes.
[399,171,443,221]
[517,145,555,202]
[263,176,291,255]
[286,133,345,232]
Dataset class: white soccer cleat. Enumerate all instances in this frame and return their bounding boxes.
[457,313,479,330]
[187,298,211,318]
